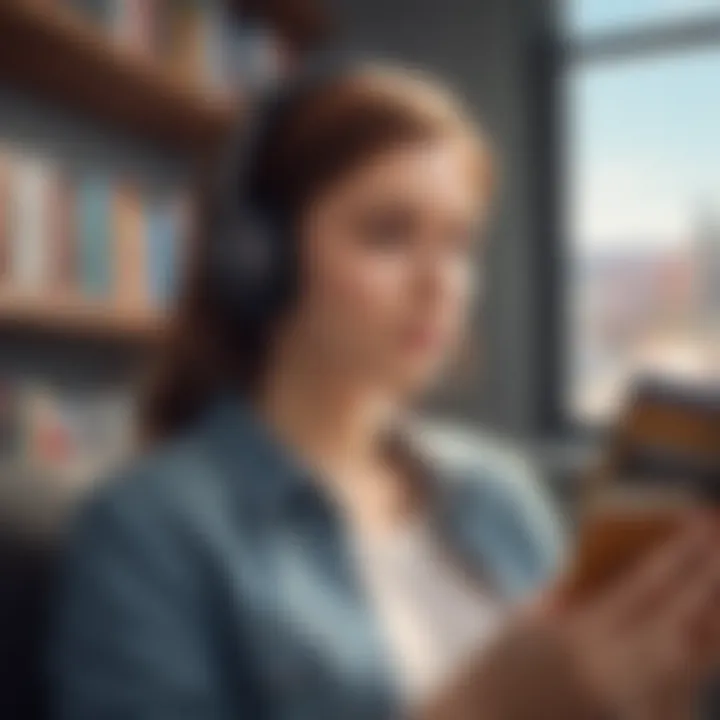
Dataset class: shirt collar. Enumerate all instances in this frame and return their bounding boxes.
[198,396,451,517]
[199,396,322,516]
[198,396,517,599]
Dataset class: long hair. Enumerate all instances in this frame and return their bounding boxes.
[141,64,489,443]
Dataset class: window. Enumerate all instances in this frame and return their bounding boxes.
[564,1,720,423]
[569,0,720,35]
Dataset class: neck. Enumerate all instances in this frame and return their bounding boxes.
[254,330,398,481]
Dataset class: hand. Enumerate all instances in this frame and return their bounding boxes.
[417,616,610,720]
[419,514,720,720]
[552,514,720,717]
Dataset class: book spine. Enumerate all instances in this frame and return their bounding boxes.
[203,1,231,90]
[113,181,148,310]
[113,0,155,55]
[146,195,179,310]
[49,167,77,296]
[77,174,112,299]
[0,377,21,464]
[163,0,205,85]
[139,0,158,56]
[229,23,284,91]
[10,154,51,294]
[0,148,12,287]
[71,0,114,29]
[24,384,83,473]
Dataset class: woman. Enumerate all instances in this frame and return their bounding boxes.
[48,62,720,720]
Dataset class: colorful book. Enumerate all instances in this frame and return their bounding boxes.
[0,377,22,464]
[21,382,134,480]
[70,0,114,29]
[113,181,148,309]
[161,0,206,85]
[66,389,134,472]
[47,167,77,295]
[146,193,183,309]
[202,1,233,91]
[9,153,52,293]
[229,22,285,91]
[77,173,112,298]
[112,0,156,55]
[0,148,12,287]
[22,384,72,471]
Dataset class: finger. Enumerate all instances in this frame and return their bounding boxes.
[522,589,565,620]
[631,538,720,689]
[671,561,720,676]
[591,514,715,627]
[692,612,720,676]
[658,549,720,631]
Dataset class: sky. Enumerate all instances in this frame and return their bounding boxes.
[566,0,720,251]
[569,0,720,34]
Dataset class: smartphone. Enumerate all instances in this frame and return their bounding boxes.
[563,377,719,603]
[562,490,698,602]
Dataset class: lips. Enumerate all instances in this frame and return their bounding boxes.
[400,324,446,353]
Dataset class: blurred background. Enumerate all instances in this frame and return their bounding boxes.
[0,0,717,517]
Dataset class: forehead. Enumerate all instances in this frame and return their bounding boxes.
[316,139,486,217]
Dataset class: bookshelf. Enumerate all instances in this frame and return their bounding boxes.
[0,1,333,483]
[235,0,334,55]
[0,1,237,153]
[0,294,165,344]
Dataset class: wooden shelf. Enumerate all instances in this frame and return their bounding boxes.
[0,294,166,344]
[235,0,334,55]
[0,0,237,152]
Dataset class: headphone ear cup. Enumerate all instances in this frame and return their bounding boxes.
[207,57,366,326]
[210,209,292,325]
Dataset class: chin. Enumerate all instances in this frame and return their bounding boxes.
[384,364,444,403]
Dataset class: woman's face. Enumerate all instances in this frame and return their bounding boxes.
[294,138,489,399]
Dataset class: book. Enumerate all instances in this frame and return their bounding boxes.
[0,377,22,465]
[22,382,134,482]
[23,383,74,472]
[145,193,180,310]
[202,1,233,91]
[0,147,12,287]
[147,190,190,310]
[161,0,206,85]
[47,166,77,295]
[77,173,112,298]
[9,153,53,294]
[70,0,114,29]
[229,22,285,91]
[112,0,156,56]
[113,181,148,310]
[64,389,134,474]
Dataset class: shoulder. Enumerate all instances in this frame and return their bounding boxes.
[414,419,567,579]
[415,420,550,499]
[60,432,231,580]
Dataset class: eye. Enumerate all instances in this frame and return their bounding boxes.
[353,206,417,250]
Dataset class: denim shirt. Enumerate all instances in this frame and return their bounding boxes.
[48,400,565,720]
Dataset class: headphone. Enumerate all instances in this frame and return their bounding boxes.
[207,56,365,328]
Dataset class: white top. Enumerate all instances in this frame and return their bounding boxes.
[350,519,504,708]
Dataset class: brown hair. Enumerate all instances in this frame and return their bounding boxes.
[141,64,490,443]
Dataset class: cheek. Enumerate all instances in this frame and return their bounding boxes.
[305,234,410,337]
[446,261,477,326]
[302,239,477,380]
